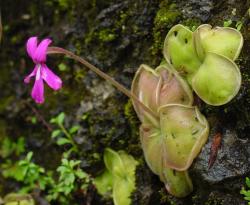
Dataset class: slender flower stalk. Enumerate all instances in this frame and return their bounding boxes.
[47,46,158,120]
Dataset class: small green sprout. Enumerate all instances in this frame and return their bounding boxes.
[47,158,90,201]
[241,177,250,204]
[0,137,25,158]
[94,148,138,205]
[50,112,80,157]
[2,152,53,193]
[223,19,233,27]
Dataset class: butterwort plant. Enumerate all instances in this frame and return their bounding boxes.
[23,23,243,200]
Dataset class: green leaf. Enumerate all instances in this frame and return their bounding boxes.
[15,137,25,156]
[223,19,232,27]
[56,138,71,146]
[162,168,193,198]
[75,169,87,179]
[69,160,80,168]
[51,130,61,138]
[4,193,35,205]
[31,116,37,124]
[57,112,65,125]
[26,152,33,162]
[163,24,201,83]
[113,178,134,205]
[69,125,80,134]
[194,24,243,61]
[159,104,209,170]
[58,63,67,71]
[0,138,14,158]
[104,148,124,178]
[50,112,65,125]
[192,52,241,105]
[94,170,113,196]
[246,177,250,188]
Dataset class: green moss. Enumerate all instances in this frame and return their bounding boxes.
[151,1,180,58]
[124,100,139,138]
[98,29,117,42]
[0,120,6,138]
[0,96,13,114]
[181,18,202,31]
[159,189,177,205]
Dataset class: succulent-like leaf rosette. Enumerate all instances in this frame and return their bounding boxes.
[131,64,209,197]
[163,24,243,106]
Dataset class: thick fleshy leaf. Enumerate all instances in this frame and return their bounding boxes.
[163,24,201,83]
[98,149,138,205]
[162,168,193,198]
[139,124,164,176]
[192,52,241,105]
[119,151,138,178]
[4,193,35,205]
[159,104,209,171]
[24,65,38,83]
[94,170,113,196]
[104,148,125,178]
[113,151,137,205]
[42,65,62,90]
[155,64,193,106]
[194,24,243,61]
[140,124,194,197]
[131,64,160,126]
[26,37,38,60]
[31,69,44,104]
[34,38,52,63]
[131,64,193,125]
[113,178,134,205]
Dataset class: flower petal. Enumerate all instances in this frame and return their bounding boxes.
[24,65,38,84]
[26,37,38,60]
[31,69,44,104]
[42,65,62,90]
[34,38,52,63]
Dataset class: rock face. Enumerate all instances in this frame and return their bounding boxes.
[1,0,250,204]
[194,127,250,184]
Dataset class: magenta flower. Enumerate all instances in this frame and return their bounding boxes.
[24,37,62,104]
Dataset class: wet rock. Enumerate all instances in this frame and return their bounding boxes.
[193,126,250,183]
[176,0,213,22]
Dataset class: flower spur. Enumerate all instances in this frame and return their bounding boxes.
[24,37,62,104]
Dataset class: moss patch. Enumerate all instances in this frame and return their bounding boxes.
[151,1,180,60]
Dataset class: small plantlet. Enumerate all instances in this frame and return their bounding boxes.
[241,177,250,204]
[0,137,25,158]
[50,112,79,157]
[47,158,90,201]
[2,152,52,193]
[94,148,138,205]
